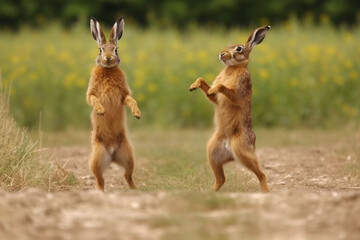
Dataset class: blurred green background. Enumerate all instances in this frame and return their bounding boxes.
[0,0,359,130]
[1,0,359,28]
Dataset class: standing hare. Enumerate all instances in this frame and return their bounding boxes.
[86,17,141,191]
[189,26,271,192]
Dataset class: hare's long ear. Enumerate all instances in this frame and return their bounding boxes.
[90,17,106,46]
[246,26,271,48]
[109,17,124,45]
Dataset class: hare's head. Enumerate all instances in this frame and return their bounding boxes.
[90,17,124,68]
[219,26,270,67]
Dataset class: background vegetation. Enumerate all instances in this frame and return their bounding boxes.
[1,0,359,29]
[0,0,359,130]
[0,17,359,130]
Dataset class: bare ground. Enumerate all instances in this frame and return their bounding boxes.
[1,140,360,239]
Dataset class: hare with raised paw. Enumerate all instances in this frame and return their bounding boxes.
[86,17,141,191]
[189,26,271,192]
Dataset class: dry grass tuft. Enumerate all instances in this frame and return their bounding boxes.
[0,79,76,191]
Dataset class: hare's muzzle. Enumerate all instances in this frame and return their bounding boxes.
[102,54,115,65]
[104,55,113,61]
[219,51,231,62]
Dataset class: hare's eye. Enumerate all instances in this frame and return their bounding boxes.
[235,46,243,52]
[99,48,102,53]
[114,48,118,54]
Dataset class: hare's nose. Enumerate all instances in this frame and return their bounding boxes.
[219,51,228,60]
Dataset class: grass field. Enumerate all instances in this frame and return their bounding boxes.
[0,19,359,130]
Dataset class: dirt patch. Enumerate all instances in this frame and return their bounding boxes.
[1,190,359,240]
[259,147,359,191]
[0,144,359,240]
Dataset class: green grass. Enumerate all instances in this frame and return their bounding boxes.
[0,19,360,130]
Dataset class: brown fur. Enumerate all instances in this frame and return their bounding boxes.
[87,17,140,191]
[189,26,271,192]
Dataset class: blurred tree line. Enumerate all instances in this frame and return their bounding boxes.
[0,0,359,29]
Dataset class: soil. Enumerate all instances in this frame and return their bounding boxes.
[0,144,360,240]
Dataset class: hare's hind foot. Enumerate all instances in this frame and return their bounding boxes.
[125,173,138,189]
[212,181,225,191]
[112,137,138,190]
[230,136,270,193]
[259,175,270,193]
[89,142,110,191]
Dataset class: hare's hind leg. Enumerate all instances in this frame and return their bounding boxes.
[207,133,233,191]
[113,137,137,189]
[89,142,110,191]
[230,135,269,192]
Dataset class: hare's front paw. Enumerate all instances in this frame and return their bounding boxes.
[189,78,203,92]
[94,103,105,115]
[132,107,141,119]
[189,82,200,92]
[207,84,222,96]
